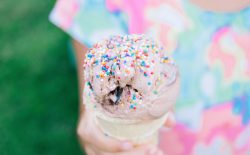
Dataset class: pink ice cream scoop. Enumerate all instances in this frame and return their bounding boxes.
[84,34,179,121]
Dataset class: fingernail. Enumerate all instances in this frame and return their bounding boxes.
[148,147,158,155]
[121,142,133,150]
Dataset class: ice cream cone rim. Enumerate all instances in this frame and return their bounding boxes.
[94,110,169,124]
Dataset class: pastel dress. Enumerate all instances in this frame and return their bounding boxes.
[50,0,250,154]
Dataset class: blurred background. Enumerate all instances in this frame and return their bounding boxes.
[0,1,83,154]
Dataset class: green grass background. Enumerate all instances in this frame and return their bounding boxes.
[0,0,83,154]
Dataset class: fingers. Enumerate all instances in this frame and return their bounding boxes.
[100,144,163,155]
[77,110,133,153]
[90,132,133,152]
[87,121,133,152]
[117,145,153,155]
[84,144,97,155]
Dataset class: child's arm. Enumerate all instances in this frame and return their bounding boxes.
[72,39,87,106]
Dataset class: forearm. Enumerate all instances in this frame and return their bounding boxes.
[72,39,89,152]
[72,39,88,114]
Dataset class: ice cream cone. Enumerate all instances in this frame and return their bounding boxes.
[83,35,179,145]
[95,111,168,145]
